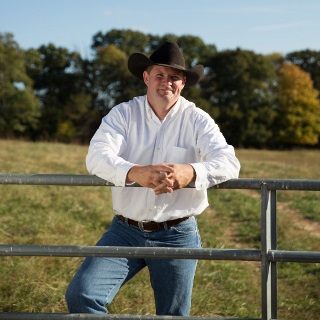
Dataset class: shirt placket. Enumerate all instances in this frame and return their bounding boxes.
[154,119,169,215]
[144,118,167,220]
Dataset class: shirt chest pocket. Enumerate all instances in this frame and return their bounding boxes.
[165,146,196,164]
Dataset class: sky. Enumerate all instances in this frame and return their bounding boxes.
[1,0,320,58]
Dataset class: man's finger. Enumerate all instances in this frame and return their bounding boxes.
[153,164,175,173]
[153,183,173,195]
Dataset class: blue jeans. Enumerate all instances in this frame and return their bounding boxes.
[65,215,201,316]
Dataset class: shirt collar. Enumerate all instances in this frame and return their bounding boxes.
[145,96,181,123]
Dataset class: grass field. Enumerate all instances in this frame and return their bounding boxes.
[0,139,319,319]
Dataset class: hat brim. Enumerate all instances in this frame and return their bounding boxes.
[128,53,204,87]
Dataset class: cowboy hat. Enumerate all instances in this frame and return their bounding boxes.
[128,41,204,87]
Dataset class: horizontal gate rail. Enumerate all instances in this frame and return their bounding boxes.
[0,245,261,261]
[0,313,260,320]
[1,245,319,263]
[1,174,319,320]
[1,174,320,191]
[268,250,320,263]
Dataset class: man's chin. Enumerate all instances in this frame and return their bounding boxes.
[158,92,175,100]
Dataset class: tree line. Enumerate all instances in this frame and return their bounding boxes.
[1,29,320,148]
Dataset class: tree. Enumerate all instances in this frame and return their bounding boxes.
[265,52,285,70]
[92,44,135,112]
[171,35,217,111]
[174,35,217,68]
[91,30,149,111]
[275,62,320,146]
[25,43,85,140]
[202,49,277,148]
[0,33,40,138]
[57,92,97,143]
[92,29,152,56]
[286,50,320,92]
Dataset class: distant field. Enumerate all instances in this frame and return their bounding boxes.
[0,139,319,319]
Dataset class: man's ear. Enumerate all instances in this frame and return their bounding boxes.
[143,70,149,86]
[182,75,187,87]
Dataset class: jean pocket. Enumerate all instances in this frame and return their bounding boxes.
[171,218,198,235]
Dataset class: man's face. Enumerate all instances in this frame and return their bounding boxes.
[143,65,186,108]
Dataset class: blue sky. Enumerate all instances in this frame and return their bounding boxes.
[1,0,320,58]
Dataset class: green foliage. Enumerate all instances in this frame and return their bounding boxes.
[92,44,134,111]
[0,33,41,137]
[202,49,277,147]
[1,30,320,148]
[30,43,86,139]
[286,50,320,91]
[275,62,320,146]
[174,34,217,67]
[92,29,153,56]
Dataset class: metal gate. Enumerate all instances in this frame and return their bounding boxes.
[0,174,319,320]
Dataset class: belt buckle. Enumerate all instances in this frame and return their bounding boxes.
[138,221,152,232]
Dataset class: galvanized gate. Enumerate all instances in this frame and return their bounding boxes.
[0,174,319,320]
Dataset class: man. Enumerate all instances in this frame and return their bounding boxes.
[66,41,240,316]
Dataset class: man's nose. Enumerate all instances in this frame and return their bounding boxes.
[162,76,172,84]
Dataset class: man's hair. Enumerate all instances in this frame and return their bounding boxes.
[145,65,154,74]
[145,65,186,77]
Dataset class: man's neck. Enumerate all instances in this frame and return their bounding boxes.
[147,97,179,121]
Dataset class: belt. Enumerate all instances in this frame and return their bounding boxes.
[117,215,190,232]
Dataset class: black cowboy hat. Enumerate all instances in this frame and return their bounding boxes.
[128,41,204,87]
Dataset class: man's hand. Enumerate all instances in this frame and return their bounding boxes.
[154,164,196,194]
[127,163,196,195]
[153,164,196,195]
[126,164,174,192]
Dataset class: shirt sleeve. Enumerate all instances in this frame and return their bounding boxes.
[86,106,135,186]
[189,109,241,190]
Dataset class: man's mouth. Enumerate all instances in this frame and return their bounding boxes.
[159,87,173,94]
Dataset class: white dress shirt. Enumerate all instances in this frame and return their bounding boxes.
[86,95,240,222]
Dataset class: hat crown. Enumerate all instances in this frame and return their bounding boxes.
[149,41,186,70]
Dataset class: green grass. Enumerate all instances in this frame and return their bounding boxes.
[0,139,319,319]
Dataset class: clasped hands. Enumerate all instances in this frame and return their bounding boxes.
[126,164,195,195]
